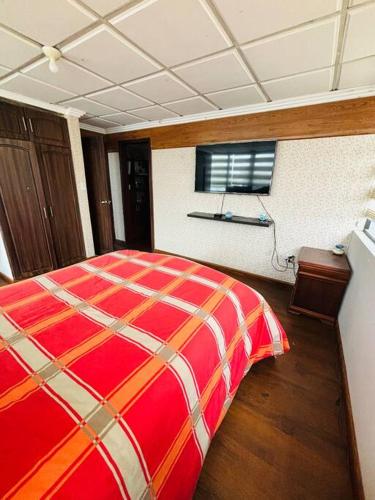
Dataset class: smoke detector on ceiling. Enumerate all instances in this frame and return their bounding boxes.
[42,46,62,74]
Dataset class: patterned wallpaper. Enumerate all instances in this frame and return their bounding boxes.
[152,135,375,283]
[66,117,95,258]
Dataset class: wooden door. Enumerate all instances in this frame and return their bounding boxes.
[119,140,152,251]
[26,108,69,147]
[38,144,85,267]
[0,138,54,278]
[0,101,29,140]
[82,136,114,254]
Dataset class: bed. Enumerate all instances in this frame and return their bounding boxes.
[0,250,289,499]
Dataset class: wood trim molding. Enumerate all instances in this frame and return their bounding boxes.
[105,96,375,150]
[336,324,365,500]
[154,248,293,288]
[0,271,13,284]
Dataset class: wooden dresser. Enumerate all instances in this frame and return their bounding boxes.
[289,247,351,324]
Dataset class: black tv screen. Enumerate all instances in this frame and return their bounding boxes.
[195,141,276,195]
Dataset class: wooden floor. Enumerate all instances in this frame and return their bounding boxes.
[195,273,353,500]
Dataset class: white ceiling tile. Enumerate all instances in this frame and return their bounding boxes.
[243,20,337,81]
[62,97,116,115]
[113,0,230,66]
[164,96,217,115]
[0,0,95,45]
[0,74,75,102]
[206,85,264,108]
[81,117,119,128]
[63,27,160,83]
[214,0,338,43]
[350,0,368,5]
[131,105,178,120]
[343,4,375,62]
[263,68,332,100]
[0,28,41,69]
[23,58,111,95]
[100,112,144,125]
[339,56,375,89]
[82,0,132,16]
[174,51,254,94]
[124,72,195,104]
[0,65,11,78]
[88,86,151,110]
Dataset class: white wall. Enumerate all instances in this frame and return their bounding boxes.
[338,230,375,498]
[152,135,374,282]
[0,230,13,280]
[66,117,95,258]
[108,152,125,242]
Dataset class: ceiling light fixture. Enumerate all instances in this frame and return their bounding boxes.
[42,46,62,74]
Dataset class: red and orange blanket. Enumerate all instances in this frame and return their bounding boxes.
[0,250,289,499]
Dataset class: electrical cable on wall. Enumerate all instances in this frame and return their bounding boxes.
[256,196,296,276]
[220,193,226,214]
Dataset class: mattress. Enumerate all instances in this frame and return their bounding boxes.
[0,250,289,499]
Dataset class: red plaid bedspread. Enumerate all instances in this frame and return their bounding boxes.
[0,250,289,499]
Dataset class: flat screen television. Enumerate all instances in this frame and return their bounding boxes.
[195,140,277,195]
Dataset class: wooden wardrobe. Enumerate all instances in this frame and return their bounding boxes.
[0,99,85,280]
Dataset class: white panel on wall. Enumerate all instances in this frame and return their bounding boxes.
[108,152,125,242]
[152,136,374,283]
[0,230,13,280]
[338,230,375,499]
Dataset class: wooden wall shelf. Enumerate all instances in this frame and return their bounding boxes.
[187,211,272,227]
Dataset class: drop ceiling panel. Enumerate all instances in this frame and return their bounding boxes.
[243,20,337,81]
[63,28,160,83]
[164,96,217,115]
[62,97,116,115]
[0,0,95,45]
[131,105,178,120]
[124,72,195,104]
[206,85,264,108]
[113,0,230,66]
[0,74,75,102]
[343,4,375,62]
[23,58,111,94]
[214,0,338,43]
[174,51,254,94]
[82,117,119,128]
[88,86,151,110]
[82,0,132,16]
[263,68,332,100]
[339,56,375,89]
[100,112,144,125]
[0,28,41,69]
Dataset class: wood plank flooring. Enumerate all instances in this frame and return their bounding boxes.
[195,273,353,500]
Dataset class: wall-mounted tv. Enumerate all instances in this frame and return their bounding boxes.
[195,140,277,195]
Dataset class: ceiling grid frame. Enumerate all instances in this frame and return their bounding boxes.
[0,0,374,130]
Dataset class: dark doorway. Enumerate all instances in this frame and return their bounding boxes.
[119,139,153,252]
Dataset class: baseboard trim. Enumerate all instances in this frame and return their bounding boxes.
[336,325,365,500]
[154,248,293,288]
[0,271,13,284]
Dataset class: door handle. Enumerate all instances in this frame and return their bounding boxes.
[100,200,107,204]
[28,118,34,134]
[49,206,54,218]
[21,116,27,132]
[42,207,48,219]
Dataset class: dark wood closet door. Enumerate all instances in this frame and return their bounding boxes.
[38,145,85,268]
[26,109,69,147]
[0,139,54,278]
[82,136,114,255]
[0,101,29,140]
